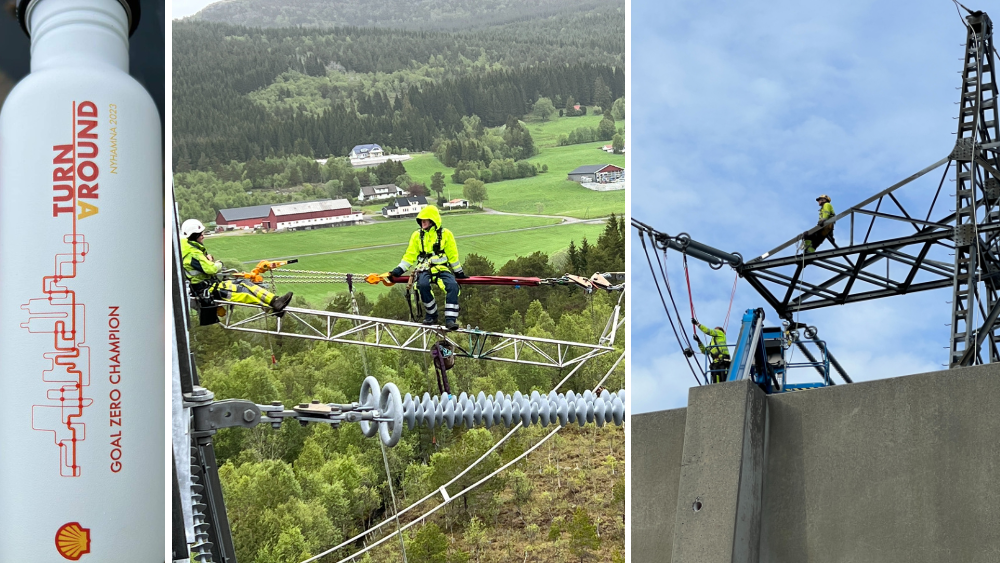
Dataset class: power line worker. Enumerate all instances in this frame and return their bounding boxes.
[180,219,293,316]
[803,194,836,254]
[692,318,730,383]
[385,206,467,330]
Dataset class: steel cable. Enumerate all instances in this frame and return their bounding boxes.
[306,352,625,563]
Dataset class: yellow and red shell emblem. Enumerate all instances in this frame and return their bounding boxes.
[55,522,91,560]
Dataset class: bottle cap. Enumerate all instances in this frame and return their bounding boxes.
[17,0,142,37]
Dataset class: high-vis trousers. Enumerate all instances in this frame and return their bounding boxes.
[214,279,275,307]
[417,271,459,323]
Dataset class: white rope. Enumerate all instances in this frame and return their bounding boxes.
[379,439,408,563]
[297,341,602,563]
[307,351,625,563]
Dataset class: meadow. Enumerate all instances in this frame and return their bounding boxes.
[357,114,625,218]
[207,215,603,305]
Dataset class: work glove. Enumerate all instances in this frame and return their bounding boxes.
[691,317,698,325]
[213,260,224,271]
[455,270,469,279]
[390,267,405,278]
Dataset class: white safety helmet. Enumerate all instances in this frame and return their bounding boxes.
[181,219,206,239]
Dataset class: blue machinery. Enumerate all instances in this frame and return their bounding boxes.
[712,308,852,393]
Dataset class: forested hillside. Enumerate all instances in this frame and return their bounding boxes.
[192,0,621,33]
[172,16,623,166]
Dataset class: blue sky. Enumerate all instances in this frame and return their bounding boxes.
[630,0,979,413]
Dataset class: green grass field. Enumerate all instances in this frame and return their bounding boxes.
[207,214,559,259]
[390,116,625,218]
[207,217,603,305]
[477,141,624,217]
[400,152,452,185]
[527,111,605,147]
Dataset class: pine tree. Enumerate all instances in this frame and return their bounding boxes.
[569,507,600,563]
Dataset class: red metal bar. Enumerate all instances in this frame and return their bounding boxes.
[389,275,543,286]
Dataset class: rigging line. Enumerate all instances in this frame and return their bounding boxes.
[654,245,697,351]
[299,324,605,560]
[379,439,408,563]
[638,231,705,385]
[316,352,626,563]
[652,242,707,381]
[722,273,739,336]
[682,252,697,335]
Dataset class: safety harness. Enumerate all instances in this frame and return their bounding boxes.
[405,227,455,323]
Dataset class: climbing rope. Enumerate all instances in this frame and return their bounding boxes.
[682,252,699,339]
[346,276,407,562]
[722,273,739,336]
[638,231,705,385]
[654,244,707,383]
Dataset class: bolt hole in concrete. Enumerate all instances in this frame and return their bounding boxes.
[692,501,703,512]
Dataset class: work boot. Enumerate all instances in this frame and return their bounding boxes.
[422,316,439,326]
[270,292,293,315]
[445,319,459,331]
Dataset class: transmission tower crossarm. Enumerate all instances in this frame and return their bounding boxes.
[217,302,614,369]
[748,155,952,262]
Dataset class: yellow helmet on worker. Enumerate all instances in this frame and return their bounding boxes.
[816,194,831,203]
[416,205,442,229]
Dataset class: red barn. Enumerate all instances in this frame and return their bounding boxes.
[215,199,364,231]
[266,199,363,231]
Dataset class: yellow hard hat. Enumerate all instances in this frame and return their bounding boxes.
[816,194,831,202]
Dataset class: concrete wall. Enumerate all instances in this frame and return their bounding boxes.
[631,365,1000,563]
[631,408,685,559]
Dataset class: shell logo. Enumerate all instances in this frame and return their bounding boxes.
[55,522,91,560]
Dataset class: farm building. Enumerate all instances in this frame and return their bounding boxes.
[216,199,363,231]
[349,144,384,160]
[443,199,469,209]
[267,199,363,231]
[215,204,274,230]
[382,196,428,218]
[358,184,405,202]
[567,164,625,183]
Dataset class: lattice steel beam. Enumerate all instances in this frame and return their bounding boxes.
[218,302,615,369]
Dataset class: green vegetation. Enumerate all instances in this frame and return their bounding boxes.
[190,218,626,563]
[172,18,623,166]
[528,112,605,147]
[208,214,558,259]
[210,221,603,304]
[194,0,624,33]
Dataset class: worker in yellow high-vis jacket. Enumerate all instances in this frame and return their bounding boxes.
[385,206,467,330]
[693,318,731,383]
[180,219,293,314]
[803,194,836,254]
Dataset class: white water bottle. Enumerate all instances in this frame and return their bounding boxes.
[0,0,163,560]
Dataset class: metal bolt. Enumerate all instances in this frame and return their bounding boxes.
[243,409,256,422]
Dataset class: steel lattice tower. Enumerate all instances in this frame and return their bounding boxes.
[949,11,1000,366]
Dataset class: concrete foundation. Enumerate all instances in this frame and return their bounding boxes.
[631,365,1000,563]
